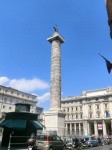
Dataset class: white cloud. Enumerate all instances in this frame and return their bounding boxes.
[0,76,50,104]
[0,77,9,85]
[9,78,49,92]
[38,92,50,102]
[0,76,49,92]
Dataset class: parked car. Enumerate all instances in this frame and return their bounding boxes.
[35,133,66,150]
[84,136,99,147]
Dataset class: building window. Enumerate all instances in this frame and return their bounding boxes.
[5,90,8,93]
[97,112,100,118]
[10,99,12,103]
[17,93,19,95]
[80,106,82,111]
[32,97,35,100]
[96,105,99,109]
[76,114,78,119]
[80,100,82,104]
[11,91,13,94]
[89,113,92,119]
[9,107,12,110]
[105,104,108,108]
[3,105,5,109]
[89,105,91,110]
[76,107,78,111]
[4,97,7,102]
[68,108,69,112]
[80,114,82,119]
[72,107,73,112]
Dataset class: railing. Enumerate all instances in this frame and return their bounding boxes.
[8,134,31,150]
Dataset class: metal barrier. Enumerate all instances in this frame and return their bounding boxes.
[8,134,31,150]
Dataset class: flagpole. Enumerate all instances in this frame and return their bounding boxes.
[97,51,112,73]
[97,52,106,61]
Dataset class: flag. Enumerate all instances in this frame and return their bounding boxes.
[106,111,110,117]
[97,52,112,73]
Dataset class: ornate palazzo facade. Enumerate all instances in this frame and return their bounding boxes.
[0,85,37,121]
[61,87,112,138]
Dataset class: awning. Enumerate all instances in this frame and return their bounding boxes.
[30,120,43,130]
[0,119,26,129]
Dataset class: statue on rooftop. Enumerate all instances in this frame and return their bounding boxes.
[54,25,58,32]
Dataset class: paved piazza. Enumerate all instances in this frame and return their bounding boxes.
[1,135,112,150]
[85,145,112,150]
[0,145,112,150]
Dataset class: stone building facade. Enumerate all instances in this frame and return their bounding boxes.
[36,106,43,124]
[61,87,112,138]
[0,85,37,121]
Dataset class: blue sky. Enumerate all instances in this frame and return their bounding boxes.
[0,0,112,111]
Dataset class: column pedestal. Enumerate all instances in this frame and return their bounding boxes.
[44,110,65,138]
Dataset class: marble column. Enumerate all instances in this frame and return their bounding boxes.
[44,26,65,137]
[79,123,81,135]
[70,123,72,136]
[47,28,64,110]
[87,122,90,135]
[83,121,88,136]
[103,120,107,136]
[94,121,98,136]
[111,120,112,133]
[74,123,76,134]
[65,123,67,136]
